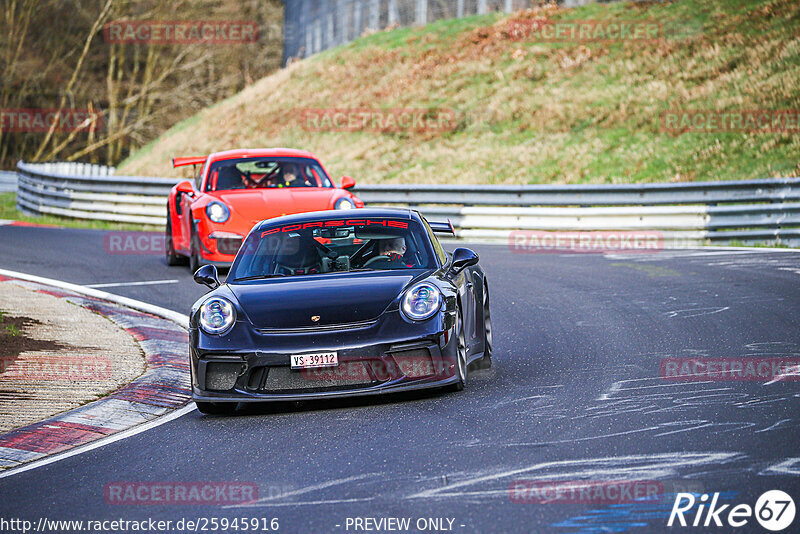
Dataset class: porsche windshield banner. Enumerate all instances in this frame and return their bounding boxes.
[260,219,409,238]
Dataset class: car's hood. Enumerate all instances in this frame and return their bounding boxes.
[210,188,337,224]
[230,271,419,329]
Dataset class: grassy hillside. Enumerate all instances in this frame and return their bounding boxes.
[119,0,800,185]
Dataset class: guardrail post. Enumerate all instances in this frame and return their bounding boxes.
[335,0,346,44]
[415,0,427,26]
[478,0,487,15]
[456,0,465,18]
[504,0,513,13]
[368,0,379,30]
[388,0,398,26]
[314,17,322,54]
[353,0,364,38]
[324,0,334,48]
[305,4,315,57]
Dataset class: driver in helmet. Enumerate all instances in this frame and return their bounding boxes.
[278,163,299,188]
[366,236,407,269]
[380,237,406,261]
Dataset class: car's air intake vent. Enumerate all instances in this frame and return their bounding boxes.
[390,348,436,378]
[206,362,244,391]
[258,365,373,393]
[255,319,377,334]
[247,366,267,391]
[214,236,242,255]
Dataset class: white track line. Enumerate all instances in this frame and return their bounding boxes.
[0,267,193,479]
[86,279,179,289]
[228,473,379,508]
[0,268,187,328]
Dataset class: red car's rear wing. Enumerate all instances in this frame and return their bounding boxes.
[429,220,456,235]
[172,156,207,168]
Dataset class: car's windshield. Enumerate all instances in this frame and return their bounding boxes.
[205,156,333,192]
[230,218,436,280]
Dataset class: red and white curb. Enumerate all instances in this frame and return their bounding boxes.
[0,220,55,228]
[0,269,192,476]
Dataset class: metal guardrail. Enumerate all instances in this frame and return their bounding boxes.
[0,171,17,193]
[14,161,800,246]
[16,162,178,225]
[355,179,800,206]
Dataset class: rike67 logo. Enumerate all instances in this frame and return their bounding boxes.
[668,490,795,531]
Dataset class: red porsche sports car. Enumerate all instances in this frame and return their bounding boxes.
[165,148,364,270]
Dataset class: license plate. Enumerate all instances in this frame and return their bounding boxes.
[290,351,338,369]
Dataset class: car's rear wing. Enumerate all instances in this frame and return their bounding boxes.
[172,156,207,168]
[429,220,455,236]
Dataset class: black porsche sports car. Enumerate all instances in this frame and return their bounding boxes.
[189,208,492,414]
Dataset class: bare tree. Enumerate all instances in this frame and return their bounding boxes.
[0,0,283,169]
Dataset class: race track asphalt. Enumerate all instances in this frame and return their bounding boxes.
[1,224,799,533]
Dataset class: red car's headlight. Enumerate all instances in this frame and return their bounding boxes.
[206,202,230,223]
[335,198,355,210]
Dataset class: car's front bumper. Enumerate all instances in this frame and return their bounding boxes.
[192,373,459,403]
[190,312,459,403]
[196,234,238,266]
[192,218,243,265]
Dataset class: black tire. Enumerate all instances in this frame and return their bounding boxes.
[165,209,184,266]
[475,283,493,370]
[195,401,237,415]
[449,306,467,392]
[189,230,201,273]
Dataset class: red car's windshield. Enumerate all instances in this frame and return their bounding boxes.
[205,156,333,192]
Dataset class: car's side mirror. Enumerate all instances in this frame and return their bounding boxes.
[449,248,479,276]
[194,264,220,290]
[176,180,195,195]
[340,175,356,189]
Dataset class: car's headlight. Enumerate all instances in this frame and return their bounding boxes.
[199,297,236,335]
[401,282,442,321]
[206,202,230,223]
[335,198,355,210]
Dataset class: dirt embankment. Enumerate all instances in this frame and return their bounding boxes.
[0,282,146,433]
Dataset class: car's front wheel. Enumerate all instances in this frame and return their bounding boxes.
[189,230,201,273]
[474,283,493,370]
[165,209,184,266]
[195,401,237,415]
[450,307,467,391]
